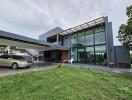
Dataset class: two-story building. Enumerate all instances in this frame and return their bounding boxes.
[39,17,115,65]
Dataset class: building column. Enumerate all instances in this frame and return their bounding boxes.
[57,34,59,45]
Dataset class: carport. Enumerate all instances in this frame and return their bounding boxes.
[0,30,61,71]
[0,30,64,50]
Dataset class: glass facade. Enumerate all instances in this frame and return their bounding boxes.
[78,47,85,63]
[95,26,105,44]
[85,30,94,46]
[70,25,107,65]
[86,47,95,64]
[71,48,77,63]
[78,32,85,47]
[71,34,77,48]
[95,45,107,64]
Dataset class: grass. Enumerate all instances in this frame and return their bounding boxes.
[0,66,132,100]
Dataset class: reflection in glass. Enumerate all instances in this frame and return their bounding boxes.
[85,34,94,46]
[71,34,77,47]
[86,47,94,64]
[78,48,85,63]
[95,45,107,64]
[95,26,104,33]
[78,32,85,47]
[71,48,77,62]
[70,25,107,65]
[95,31,105,44]
[85,29,94,46]
[95,26,105,44]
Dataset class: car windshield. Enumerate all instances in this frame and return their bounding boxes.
[11,55,25,60]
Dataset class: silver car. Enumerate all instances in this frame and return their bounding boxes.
[0,55,32,69]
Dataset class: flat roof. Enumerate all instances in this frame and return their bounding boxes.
[0,30,52,47]
[59,17,106,35]
[0,30,67,50]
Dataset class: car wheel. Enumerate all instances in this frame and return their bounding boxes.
[28,66,31,68]
[12,63,18,69]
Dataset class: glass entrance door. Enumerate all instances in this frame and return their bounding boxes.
[95,45,107,64]
[86,47,95,64]
[78,48,85,63]
[71,48,77,63]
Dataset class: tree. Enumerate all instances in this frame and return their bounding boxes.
[117,5,132,50]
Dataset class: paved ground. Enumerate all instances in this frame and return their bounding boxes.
[65,63,132,73]
[0,63,132,77]
[0,62,57,77]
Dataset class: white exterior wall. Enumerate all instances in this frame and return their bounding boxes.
[8,50,29,56]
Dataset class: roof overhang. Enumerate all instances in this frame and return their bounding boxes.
[0,30,67,50]
[59,17,105,35]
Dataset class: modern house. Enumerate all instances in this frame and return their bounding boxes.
[39,17,113,64]
[0,16,131,67]
[39,16,131,67]
[0,29,65,62]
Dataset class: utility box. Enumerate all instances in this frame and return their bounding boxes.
[114,46,131,68]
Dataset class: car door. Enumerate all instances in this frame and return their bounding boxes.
[0,55,5,66]
[0,55,12,67]
[0,55,8,66]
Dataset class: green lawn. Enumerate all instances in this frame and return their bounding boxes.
[0,66,132,100]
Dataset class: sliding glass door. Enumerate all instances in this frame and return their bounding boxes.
[95,45,107,64]
[70,25,107,65]
[86,47,95,64]
[78,48,85,63]
[71,48,77,63]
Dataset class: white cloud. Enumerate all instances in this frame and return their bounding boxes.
[0,0,131,45]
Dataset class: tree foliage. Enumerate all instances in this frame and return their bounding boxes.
[117,5,132,50]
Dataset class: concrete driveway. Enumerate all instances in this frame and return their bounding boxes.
[0,62,57,77]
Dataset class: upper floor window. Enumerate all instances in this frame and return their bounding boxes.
[85,29,94,46]
[78,32,85,47]
[71,34,78,47]
[95,26,106,45]
[95,26,105,33]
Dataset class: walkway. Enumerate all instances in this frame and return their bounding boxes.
[64,63,132,73]
[0,62,57,77]
[0,62,131,77]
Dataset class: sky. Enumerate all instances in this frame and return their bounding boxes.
[0,0,132,45]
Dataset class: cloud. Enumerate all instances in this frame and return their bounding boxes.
[0,0,131,45]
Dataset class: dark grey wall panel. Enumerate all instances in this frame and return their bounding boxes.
[39,27,63,42]
[104,17,115,63]
[114,46,131,67]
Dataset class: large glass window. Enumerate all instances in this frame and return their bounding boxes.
[95,45,107,64]
[95,26,106,45]
[78,48,85,63]
[85,30,94,46]
[69,25,107,65]
[71,48,77,62]
[78,32,85,47]
[71,34,77,47]
[86,47,95,64]
[95,26,104,33]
